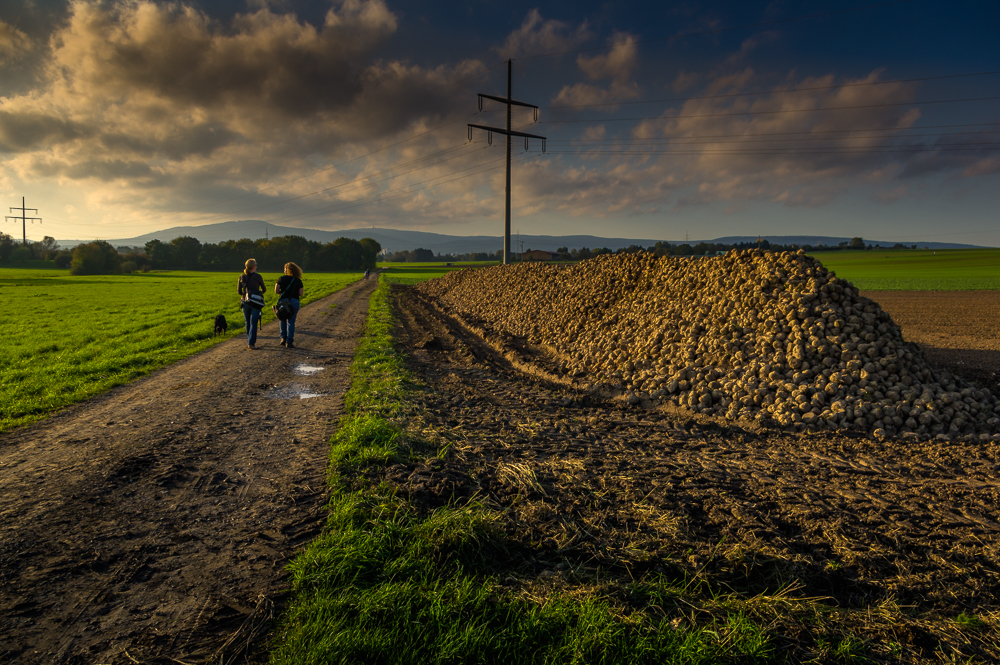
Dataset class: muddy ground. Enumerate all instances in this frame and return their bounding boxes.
[0,278,377,664]
[391,287,1000,662]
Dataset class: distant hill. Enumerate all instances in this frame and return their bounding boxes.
[56,220,983,253]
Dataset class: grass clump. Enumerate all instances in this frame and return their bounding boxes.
[270,277,778,664]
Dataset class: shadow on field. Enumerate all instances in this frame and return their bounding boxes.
[922,345,1000,390]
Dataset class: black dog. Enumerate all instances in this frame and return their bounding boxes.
[214,314,228,337]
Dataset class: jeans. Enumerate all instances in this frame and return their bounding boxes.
[279,298,300,343]
[242,302,262,346]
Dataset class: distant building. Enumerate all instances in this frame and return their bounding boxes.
[522,249,560,261]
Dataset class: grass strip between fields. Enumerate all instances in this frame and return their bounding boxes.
[269,277,782,664]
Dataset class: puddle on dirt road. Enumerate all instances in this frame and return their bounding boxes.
[266,383,327,400]
[293,364,326,376]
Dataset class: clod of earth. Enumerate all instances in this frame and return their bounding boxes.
[418,249,1000,439]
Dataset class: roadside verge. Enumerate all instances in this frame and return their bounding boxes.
[268,278,775,664]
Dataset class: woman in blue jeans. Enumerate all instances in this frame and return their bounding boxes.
[274,262,304,348]
[237,258,266,349]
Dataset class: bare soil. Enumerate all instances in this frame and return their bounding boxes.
[390,285,1000,663]
[0,278,377,664]
[869,290,1000,387]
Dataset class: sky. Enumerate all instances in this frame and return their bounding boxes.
[0,0,998,246]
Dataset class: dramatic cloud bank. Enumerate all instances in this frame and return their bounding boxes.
[0,1,995,242]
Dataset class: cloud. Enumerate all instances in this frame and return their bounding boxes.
[962,157,1000,178]
[874,185,907,203]
[624,68,934,206]
[527,62,999,219]
[551,32,640,108]
[0,110,86,152]
[0,20,32,64]
[496,9,591,59]
[576,32,637,81]
[47,0,399,120]
[672,70,699,92]
[0,0,486,196]
[724,30,780,65]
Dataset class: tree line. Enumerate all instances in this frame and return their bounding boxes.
[0,231,936,274]
[385,236,924,263]
[0,233,381,275]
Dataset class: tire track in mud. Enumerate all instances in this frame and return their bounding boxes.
[391,284,1000,659]
[0,278,377,664]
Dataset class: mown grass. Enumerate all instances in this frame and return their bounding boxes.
[0,268,361,432]
[270,278,779,664]
[378,261,497,285]
[811,248,1000,290]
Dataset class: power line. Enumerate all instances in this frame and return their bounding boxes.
[546,128,1000,144]
[270,154,512,223]
[63,139,492,232]
[272,152,541,225]
[179,142,486,224]
[545,145,999,156]
[118,110,504,226]
[538,96,1000,125]
[516,0,917,60]
[546,132,1000,148]
[544,70,1000,110]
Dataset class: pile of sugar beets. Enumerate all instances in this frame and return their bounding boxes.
[419,249,1000,440]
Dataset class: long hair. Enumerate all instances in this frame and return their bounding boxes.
[284,262,302,278]
[244,258,257,275]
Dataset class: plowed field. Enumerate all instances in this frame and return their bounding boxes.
[387,285,1000,662]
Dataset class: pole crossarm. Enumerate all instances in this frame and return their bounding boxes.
[467,123,547,140]
[478,93,539,111]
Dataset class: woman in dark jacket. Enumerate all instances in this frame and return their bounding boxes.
[274,262,304,348]
[237,258,266,349]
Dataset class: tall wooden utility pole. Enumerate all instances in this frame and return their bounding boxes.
[468,60,546,265]
[6,197,41,245]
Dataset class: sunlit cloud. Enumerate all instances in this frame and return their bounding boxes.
[0,19,32,64]
[496,9,591,59]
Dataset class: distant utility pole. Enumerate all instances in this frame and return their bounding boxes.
[5,197,41,246]
[468,59,546,265]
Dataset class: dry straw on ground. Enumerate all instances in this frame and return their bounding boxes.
[419,250,1000,439]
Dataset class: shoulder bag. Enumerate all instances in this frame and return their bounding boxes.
[242,274,266,310]
[274,278,297,320]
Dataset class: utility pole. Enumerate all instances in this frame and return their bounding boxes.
[6,197,41,245]
[468,59,546,265]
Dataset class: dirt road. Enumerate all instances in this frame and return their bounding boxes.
[0,278,377,664]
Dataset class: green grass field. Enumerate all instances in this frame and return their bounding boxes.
[0,268,361,433]
[378,261,497,284]
[810,248,1000,290]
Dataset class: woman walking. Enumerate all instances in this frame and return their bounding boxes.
[275,262,304,348]
[237,258,266,349]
